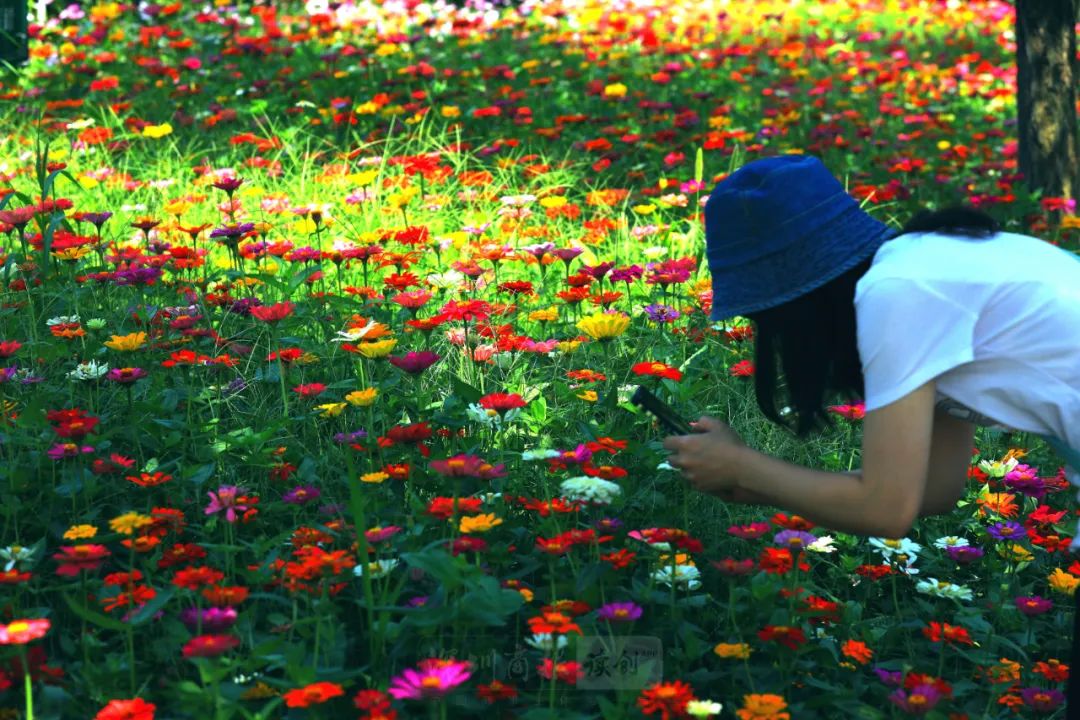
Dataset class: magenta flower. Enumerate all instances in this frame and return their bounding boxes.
[388,658,472,700]
[1021,687,1064,713]
[945,545,984,564]
[429,454,506,479]
[727,522,770,540]
[282,485,320,505]
[205,485,248,523]
[47,442,94,460]
[388,351,441,375]
[180,607,238,633]
[888,684,942,714]
[597,602,642,623]
[107,367,148,384]
[1015,595,1053,616]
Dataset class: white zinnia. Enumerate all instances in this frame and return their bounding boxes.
[934,536,970,550]
[807,536,837,553]
[522,449,561,462]
[869,537,922,559]
[651,564,701,590]
[68,360,109,381]
[524,633,568,652]
[915,578,974,601]
[686,700,723,718]
[559,476,622,505]
[354,558,399,579]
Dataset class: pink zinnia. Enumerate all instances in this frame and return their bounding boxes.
[205,485,248,523]
[181,633,240,658]
[53,544,111,576]
[388,658,472,700]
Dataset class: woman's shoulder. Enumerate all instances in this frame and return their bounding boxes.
[858,230,1078,292]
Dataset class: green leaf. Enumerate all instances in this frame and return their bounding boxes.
[62,593,129,632]
[450,375,483,405]
[128,586,176,626]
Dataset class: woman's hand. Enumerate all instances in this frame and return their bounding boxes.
[662,416,748,497]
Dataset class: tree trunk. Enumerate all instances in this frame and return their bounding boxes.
[1015,0,1079,206]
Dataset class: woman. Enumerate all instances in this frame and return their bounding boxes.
[661,154,1080,705]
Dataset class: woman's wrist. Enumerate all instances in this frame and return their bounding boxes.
[729,443,763,495]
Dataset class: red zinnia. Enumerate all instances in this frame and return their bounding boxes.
[250,302,295,323]
[181,634,240,658]
[284,681,345,708]
[637,680,696,719]
[478,392,527,413]
[631,361,683,382]
[758,625,807,650]
[94,698,157,720]
[292,383,326,398]
[476,680,518,703]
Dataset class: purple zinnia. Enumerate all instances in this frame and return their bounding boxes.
[643,304,681,323]
[595,517,623,533]
[1021,687,1065,712]
[334,429,368,444]
[180,606,238,633]
[1014,595,1053,616]
[987,521,1025,541]
[873,667,903,686]
[282,485,320,505]
[597,602,643,623]
[945,545,984,564]
[773,530,817,551]
[888,684,942,714]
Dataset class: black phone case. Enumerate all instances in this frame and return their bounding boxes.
[630,386,693,435]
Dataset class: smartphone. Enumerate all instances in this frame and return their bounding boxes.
[630,386,694,435]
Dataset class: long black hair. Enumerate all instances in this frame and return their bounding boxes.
[745,205,999,438]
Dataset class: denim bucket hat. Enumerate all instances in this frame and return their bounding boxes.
[704,155,897,321]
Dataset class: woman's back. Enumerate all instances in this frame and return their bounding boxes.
[855,230,1080,452]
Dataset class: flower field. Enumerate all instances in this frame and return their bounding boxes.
[1,0,1080,717]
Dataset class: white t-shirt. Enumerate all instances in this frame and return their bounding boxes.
[854,231,1080,541]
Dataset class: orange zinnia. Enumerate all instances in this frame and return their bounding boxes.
[283,681,344,708]
[976,492,1018,518]
[841,639,873,665]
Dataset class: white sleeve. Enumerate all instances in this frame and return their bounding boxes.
[855,277,979,412]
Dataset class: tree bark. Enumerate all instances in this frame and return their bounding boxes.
[1015,0,1079,205]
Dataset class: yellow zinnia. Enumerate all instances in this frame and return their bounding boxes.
[316,402,347,418]
[361,472,389,484]
[556,340,583,354]
[346,388,379,407]
[141,123,173,139]
[63,524,98,540]
[1048,568,1079,595]
[577,312,630,341]
[109,512,152,536]
[603,82,627,98]
[714,642,752,659]
[356,339,397,358]
[104,332,147,352]
[459,513,503,534]
[529,307,559,323]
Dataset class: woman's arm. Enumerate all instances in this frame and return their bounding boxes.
[664,382,938,537]
[919,409,975,516]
